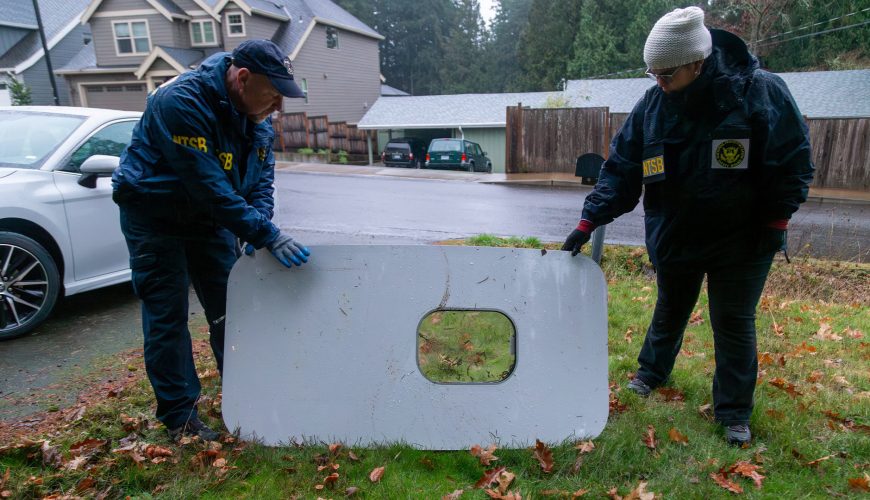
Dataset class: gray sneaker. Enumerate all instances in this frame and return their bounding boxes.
[726,424,751,446]
[167,417,221,442]
[627,377,652,397]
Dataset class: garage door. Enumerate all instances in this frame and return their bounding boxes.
[84,83,147,111]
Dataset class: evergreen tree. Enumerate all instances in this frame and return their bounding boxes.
[516,0,583,91]
[9,76,32,106]
[568,0,686,79]
[440,0,489,93]
[484,0,534,91]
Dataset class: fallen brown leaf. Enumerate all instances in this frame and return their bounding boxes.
[497,470,515,495]
[698,403,714,421]
[575,441,595,454]
[807,455,834,467]
[75,476,97,493]
[484,490,522,500]
[847,474,869,491]
[346,486,360,497]
[369,466,385,483]
[329,443,342,455]
[144,445,173,459]
[534,440,554,473]
[442,490,463,500]
[731,461,765,488]
[474,466,507,489]
[844,328,864,339]
[69,438,107,457]
[41,441,62,468]
[769,377,803,397]
[348,451,360,462]
[657,387,685,402]
[710,470,744,494]
[642,425,656,450]
[668,428,688,445]
[624,481,655,500]
[815,323,842,341]
[323,472,340,488]
[470,444,499,466]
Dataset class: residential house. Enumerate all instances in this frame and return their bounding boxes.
[0,0,92,106]
[56,0,382,124]
[358,70,870,174]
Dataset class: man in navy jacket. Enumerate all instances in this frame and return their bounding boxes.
[113,40,310,441]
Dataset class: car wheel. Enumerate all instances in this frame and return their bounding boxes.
[467,162,475,172]
[0,232,61,340]
[486,163,492,173]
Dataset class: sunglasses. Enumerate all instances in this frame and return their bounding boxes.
[645,65,686,83]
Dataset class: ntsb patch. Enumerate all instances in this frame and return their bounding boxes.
[642,155,665,183]
[712,139,749,169]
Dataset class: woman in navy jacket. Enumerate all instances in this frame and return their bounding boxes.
[562,7,814,445]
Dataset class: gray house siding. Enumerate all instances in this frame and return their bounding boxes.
[20,25,89,105]
[0,27,31,56]
[149,59,175,71]
[65,72,141,107]
[283,24,379,124]
[172,0,207,13]
[90,13,176,66]
[220,10,279,52]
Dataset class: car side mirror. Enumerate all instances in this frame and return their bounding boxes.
[78,155,120,188]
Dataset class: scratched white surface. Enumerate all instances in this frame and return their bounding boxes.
[222,245,608,449]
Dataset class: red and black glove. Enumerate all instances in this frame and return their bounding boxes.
[562,220,594,257]
[757,219,788,256]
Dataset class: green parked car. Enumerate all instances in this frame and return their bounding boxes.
[425,138,492,173]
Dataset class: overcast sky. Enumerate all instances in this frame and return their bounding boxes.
[479,0,497,26]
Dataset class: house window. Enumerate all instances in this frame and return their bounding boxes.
[226,13,245,37]
[191,20,216,46]
[301,78,308,104]
[326,26,339,49]
[113,20,150,55]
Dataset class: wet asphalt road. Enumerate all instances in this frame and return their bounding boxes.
[2,170,868,420]
[277,171,870,263]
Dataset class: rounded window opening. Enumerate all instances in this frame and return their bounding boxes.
[417,309,516,384]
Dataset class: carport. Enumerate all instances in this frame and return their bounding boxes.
[357,92,560,173]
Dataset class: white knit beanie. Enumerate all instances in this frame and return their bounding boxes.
[644,6,712,70]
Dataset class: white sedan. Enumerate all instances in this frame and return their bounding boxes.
[0,106,142,340]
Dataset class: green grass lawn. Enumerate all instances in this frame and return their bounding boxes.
[1,237,867,499]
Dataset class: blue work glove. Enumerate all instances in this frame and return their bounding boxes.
[266,233,310,267]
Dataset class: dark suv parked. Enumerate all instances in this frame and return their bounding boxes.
[382,137,427,168]
[425,138,492,173]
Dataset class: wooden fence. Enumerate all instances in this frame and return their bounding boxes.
[806,117,869,190]
[505,106,611,174]
[272,112,376,155]
[506,107,868,190]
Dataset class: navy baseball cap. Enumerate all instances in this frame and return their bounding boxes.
[231,39,305,98]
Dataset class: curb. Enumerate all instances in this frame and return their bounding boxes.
[276,162,869,205]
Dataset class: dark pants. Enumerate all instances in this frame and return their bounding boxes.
[119,206,237,429]
[635,254,774,425]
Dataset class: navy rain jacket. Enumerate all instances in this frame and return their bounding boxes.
[113,53,280,248]
[581,29,814,267]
